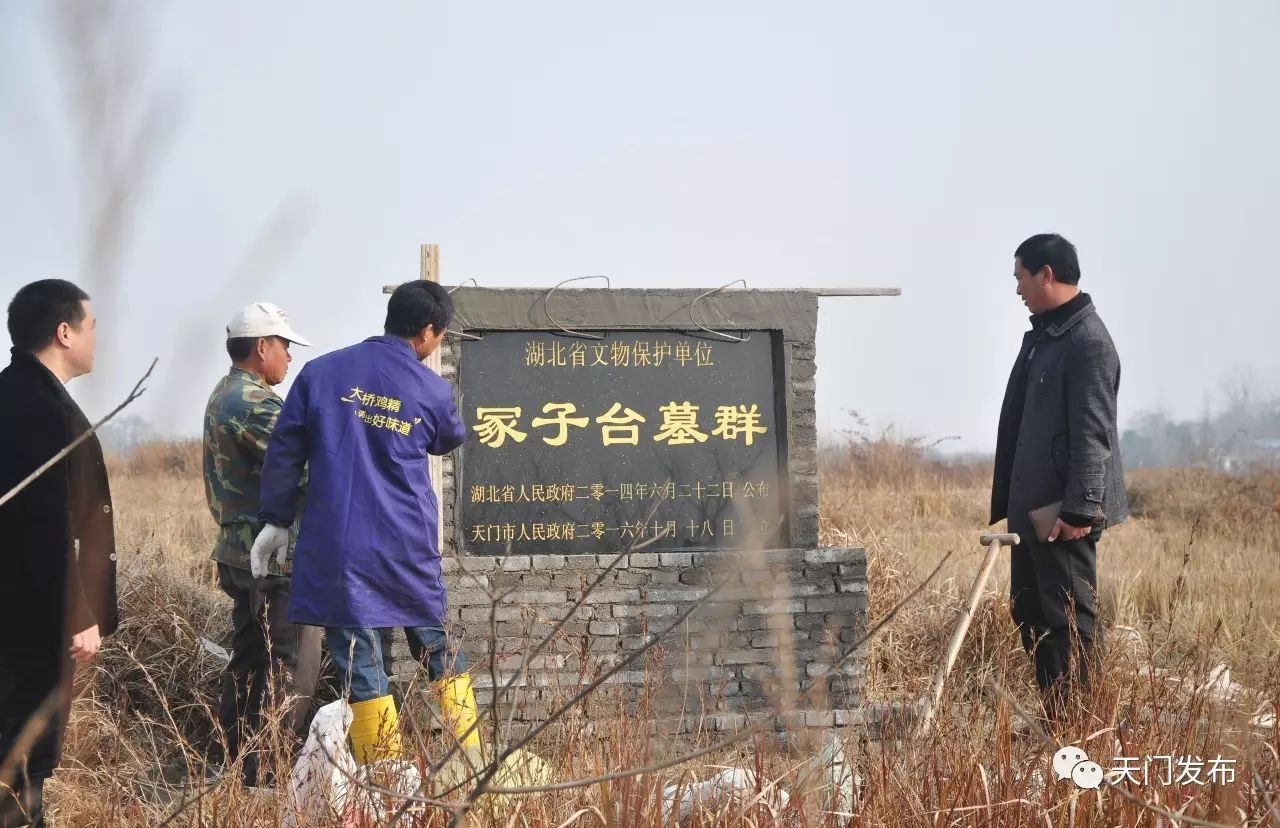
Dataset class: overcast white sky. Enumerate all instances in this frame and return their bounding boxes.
[2,1,1277,452]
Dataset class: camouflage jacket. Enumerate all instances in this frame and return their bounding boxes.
[203,368,305,574]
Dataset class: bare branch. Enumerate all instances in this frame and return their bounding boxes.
[50,0,177,413]
[0,356,156,510]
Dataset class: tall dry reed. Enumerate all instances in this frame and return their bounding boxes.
[35,436,1279,826]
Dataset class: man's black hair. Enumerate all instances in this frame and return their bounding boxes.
[1015,234,1081,285]
[7,279,90,352]
[226,337,258,362]
[384,280,453,338]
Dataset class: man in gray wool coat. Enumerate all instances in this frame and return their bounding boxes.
[990,233,1128,727]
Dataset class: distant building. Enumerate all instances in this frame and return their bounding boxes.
[1211,437,1280,472]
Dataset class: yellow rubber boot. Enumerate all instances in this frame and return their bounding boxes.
[348,694,404,766]
[436,673,481,749]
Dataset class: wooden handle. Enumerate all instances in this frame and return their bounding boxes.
[917,532,1015,735]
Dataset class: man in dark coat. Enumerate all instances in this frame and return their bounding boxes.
[0,280,118,827]
[991,234,1127,727]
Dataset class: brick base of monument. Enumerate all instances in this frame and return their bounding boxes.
[387,547,868,736]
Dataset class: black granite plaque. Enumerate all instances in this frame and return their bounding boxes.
[456,330,787,554]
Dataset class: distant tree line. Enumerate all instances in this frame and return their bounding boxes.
[97,414,157,455]
[1121,377,1280,471]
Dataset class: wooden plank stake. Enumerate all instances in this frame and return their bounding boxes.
[420,243,445,553]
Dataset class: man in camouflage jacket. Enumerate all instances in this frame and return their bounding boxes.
[202,302,320,786]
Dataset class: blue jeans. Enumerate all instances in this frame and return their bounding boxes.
[324,626,467,703]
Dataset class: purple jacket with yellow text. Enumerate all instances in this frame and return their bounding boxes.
[259,336,466,627]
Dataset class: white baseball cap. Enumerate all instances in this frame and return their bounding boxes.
[225,302,313,347]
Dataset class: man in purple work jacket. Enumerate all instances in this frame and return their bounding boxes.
[253,280,478,763]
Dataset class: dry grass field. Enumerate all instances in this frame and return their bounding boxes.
[34,435,1280,826]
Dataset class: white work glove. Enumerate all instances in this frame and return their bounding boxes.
[250,524,290,578]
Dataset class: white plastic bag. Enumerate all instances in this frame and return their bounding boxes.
[662,768,789,824]
[284,699,428,826]
[283,699,357,827]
